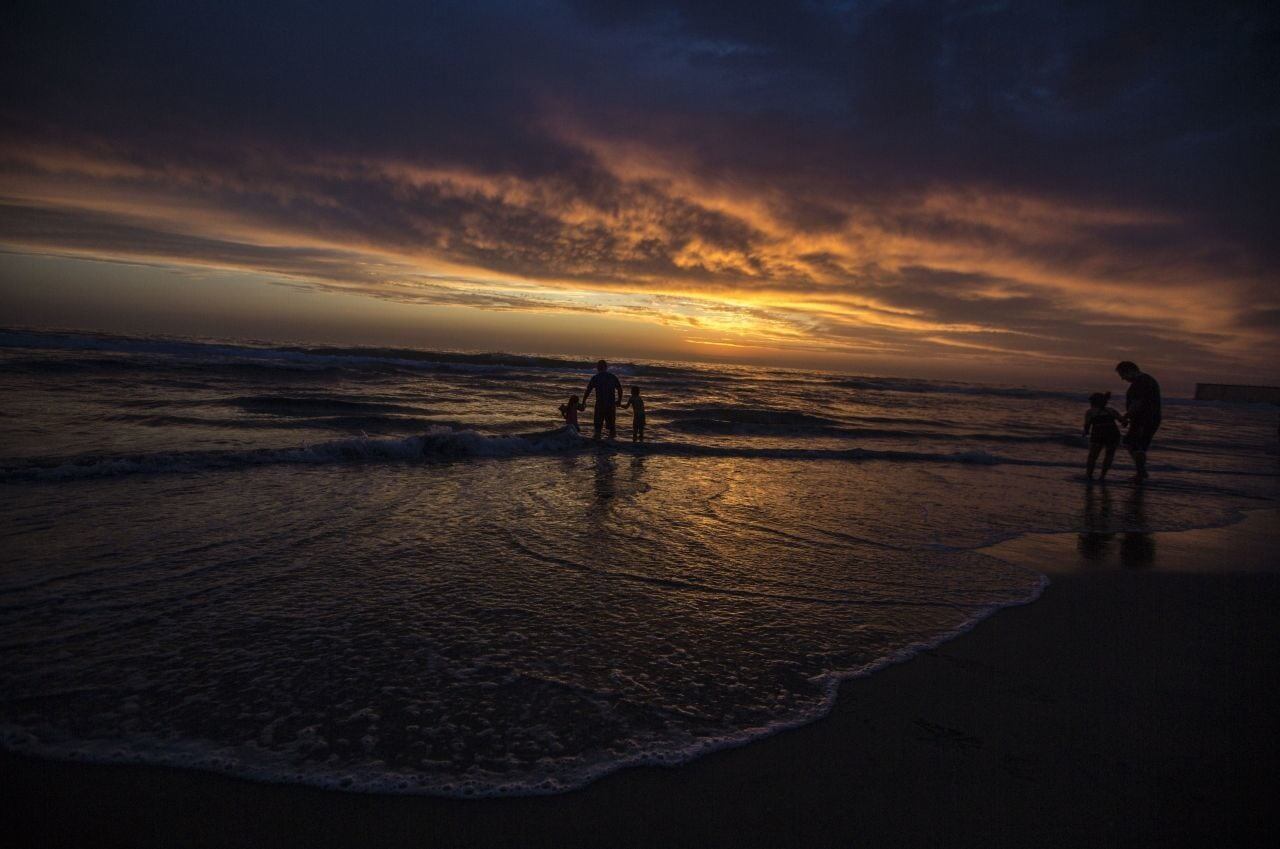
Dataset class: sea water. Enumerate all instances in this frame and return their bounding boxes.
[1,329,1275,794]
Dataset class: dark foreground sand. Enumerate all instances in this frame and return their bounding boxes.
[5,510,1277,849]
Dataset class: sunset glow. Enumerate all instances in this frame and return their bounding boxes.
[3,2,1277,387]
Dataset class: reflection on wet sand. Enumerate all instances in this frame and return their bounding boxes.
[1077,483,1155,568]
[593,451,617,503]
[1119,486,1155,568]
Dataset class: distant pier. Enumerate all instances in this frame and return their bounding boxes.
[1194,383,1280,403]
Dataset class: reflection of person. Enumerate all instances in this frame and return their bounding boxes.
[582,359,624,440]
[620,386,646,442]
[592,453,617,504]
[1082,391,1123,480]
[558,394,585,433]
[1077,482,1114,561]
[1116,361,1162,481]
[1119,485,1155,568]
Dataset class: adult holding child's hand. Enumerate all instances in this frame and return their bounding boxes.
[582,359,624,440]
[1116,361,1161,481]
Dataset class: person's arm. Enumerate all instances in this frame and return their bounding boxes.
[582,375,596,404]
[615,377,624,406]
[1083,411,1092,437]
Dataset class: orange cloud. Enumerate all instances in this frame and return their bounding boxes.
[1,132,1274,383]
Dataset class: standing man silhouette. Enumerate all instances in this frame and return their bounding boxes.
[582,359,624,440]
[1116,360,1161,481]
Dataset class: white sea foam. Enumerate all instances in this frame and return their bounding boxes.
[0,568,1049,798]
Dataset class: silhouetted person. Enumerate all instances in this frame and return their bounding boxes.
[1116,361,1161,481]
[1082,391,1122,480]
[582,359,623,440]
[559,394,584,433]
[620,385,646,442]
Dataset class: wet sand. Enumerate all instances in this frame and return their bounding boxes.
[5,509,1277,848]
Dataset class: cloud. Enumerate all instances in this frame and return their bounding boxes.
[1,1,1277,379]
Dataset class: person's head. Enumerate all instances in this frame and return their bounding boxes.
[630,386,640,396]
[1089,391,1111,409]
[596,359,608,372]
[1115,361,1140,381]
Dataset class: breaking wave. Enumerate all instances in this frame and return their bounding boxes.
[0,329,1095,401]
[102,412,446,434]
[836,376,1079,401]
[0,426,1070,482]
[666,415,1089,446]
[0,329,662,378]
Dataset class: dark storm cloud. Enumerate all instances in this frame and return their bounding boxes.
[8,1,1273,207]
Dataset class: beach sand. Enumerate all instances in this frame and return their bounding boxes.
[5,508,1277,848]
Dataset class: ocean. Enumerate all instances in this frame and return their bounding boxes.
[1,328,1276,795]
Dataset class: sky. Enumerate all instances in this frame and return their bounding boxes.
[2,0,1278,388]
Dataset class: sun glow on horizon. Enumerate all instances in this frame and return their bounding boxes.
[2,3,1276,389]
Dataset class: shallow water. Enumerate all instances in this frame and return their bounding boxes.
[1,329,1276,794]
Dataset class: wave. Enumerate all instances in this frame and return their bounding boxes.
[665,407,841,427]
[228,395,427,417]
[836,376,1078,401]
[2,329,1101,405]
[0,565,1047,799]
[1,426,1080,482]
[0,427,583,481]
[0,353,352,378]
[666,418,855,437]
[665,416,1090,447]
[0,329,668,378]
[15,426,1270,484]
[103,412,447,434]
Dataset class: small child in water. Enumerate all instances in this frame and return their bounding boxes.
[1082,391,1124,480]
[559,394,585,433]
[620,386,645,442]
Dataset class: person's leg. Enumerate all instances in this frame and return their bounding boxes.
[1123,426,1145,480]
[1130,424,1150,479]
[606,406,617,439]
[1087,442,1102,478]
[1140,421,1159,479]
[1101,443,1117,478]
[593,404,604,440]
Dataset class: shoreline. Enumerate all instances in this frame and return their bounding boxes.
[5,510,1278,848]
